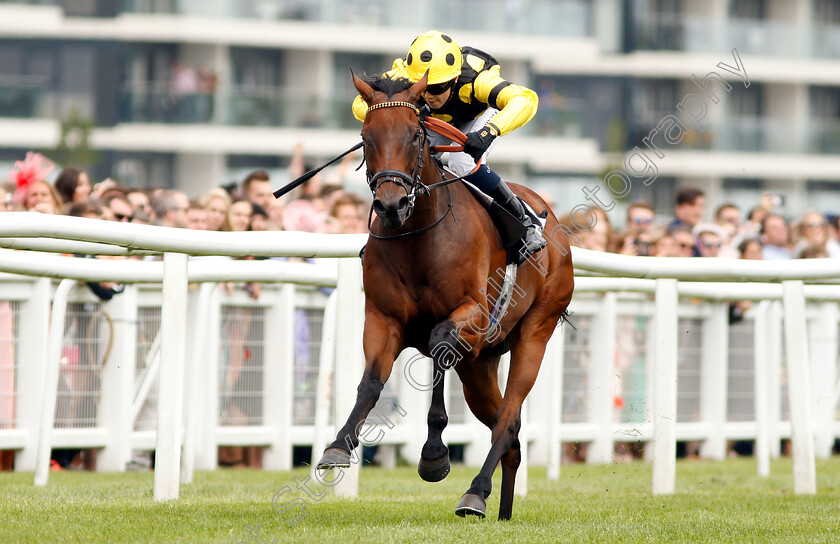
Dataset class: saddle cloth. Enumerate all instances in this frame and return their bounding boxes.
[459,179,549,326]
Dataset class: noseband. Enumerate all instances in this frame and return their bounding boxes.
[365,101,430,212]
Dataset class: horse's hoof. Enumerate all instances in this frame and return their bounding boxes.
[455,493,486,518]
[316,448,351,469]
[417,453,450,482]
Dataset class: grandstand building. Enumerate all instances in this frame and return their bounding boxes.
[1,0,839,217]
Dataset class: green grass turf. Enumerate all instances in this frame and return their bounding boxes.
[3,458,840,543]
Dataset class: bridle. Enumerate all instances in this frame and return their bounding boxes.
[365,100,430,214]
[364,100,477,240]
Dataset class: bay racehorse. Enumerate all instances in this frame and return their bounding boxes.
[316,72,574,520]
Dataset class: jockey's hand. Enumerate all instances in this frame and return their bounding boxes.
[463,125,498,162]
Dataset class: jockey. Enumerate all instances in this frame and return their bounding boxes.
[352,29,547,257]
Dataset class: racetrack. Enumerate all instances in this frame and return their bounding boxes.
[4,458,840,543]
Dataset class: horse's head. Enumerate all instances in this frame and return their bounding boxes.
[354,72,429,230]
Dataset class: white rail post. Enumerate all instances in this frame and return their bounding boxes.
[781,281,816,495]
[16,278,51,472]
[753,300,772,477]
[34,279,75,486]
[332,257,364,498]
[400,349,430,467]
[810,302,838,459]
[547,325,565,480]
[652,279,678,495]
[98,284,139,472]
[195,284,222,471]
[767,300,783,458]
[700,301,729,460]
[263,284,295,471]
[587,291,617,464]
[181,282,216,483]
[154,252,189,501]
[311,291,338,474]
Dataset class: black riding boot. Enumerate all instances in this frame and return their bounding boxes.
[488,181,547,257]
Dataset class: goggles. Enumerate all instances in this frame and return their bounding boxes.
[425,79,456,96]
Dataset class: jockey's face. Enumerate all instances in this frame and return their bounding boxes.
[422,77,456,110]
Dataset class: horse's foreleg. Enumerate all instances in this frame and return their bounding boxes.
[419,303,488,481]
[317,312,402,468]
[417,322,456,481]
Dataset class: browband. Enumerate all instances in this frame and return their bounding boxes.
[366,101,420,115]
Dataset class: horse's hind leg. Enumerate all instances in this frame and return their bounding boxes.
[453,352,503,518]
[457,316,558,521]
[317,311,402,468]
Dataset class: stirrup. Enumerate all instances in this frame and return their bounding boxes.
[521,225,547,255]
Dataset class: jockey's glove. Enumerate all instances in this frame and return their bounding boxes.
[463,124,499,162]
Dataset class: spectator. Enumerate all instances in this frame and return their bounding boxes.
[5,152,61,213]
[738,238,763,260]
[250,203,268,232]
[126,189,155,222]
[199,188,231,231]
[650,228,677,257]
[576,207,612,252]
[625,200,655,234]
[241,170,273,212]
[329,194,365,234]
[693,223,725,258]
[669,225,695,257]
[283,199,323,233]
[23,179,62,214]
[669,187,705,231]
[610,230,652,256]
[800,244,829,259]
[714,203,741,233]
[265,197,285,231]
[224,199,253,232]
[152,189,190,228]
[102,194,135,223]
[791,211,840,258]
[170,60,199,122]
[54,167,92,205]
[186,200,208,230]
[760,214,792,260]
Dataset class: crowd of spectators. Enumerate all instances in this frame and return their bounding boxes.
[566,186,840,265]
[2,147,367,238]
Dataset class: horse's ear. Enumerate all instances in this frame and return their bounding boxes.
[353,72,375,105]
[406,71,428,103]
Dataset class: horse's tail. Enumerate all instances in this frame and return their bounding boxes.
[558,309,576,331]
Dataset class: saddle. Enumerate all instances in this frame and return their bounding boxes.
[456,177,548,266]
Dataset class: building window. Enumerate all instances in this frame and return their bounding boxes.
[729,0,766,20]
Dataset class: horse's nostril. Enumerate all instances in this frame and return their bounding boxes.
[373,200,386,215]
[397,197,410,211]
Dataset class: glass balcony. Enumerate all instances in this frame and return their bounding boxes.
[119,83,216,124]
[119,83,362,129]
[635,16,840,59]
[222,86,359,129]
[628,117,800,154]
[812,24,840,59]
[0,76,54,118]
[118,0,592,38]
[806,119,840,154]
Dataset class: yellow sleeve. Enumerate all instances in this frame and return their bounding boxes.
[351,58,412,123]
[472,65,538,135]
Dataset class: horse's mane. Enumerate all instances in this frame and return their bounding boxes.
[361,74,414,98]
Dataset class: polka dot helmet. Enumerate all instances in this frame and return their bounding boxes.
[405,30,462,85]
